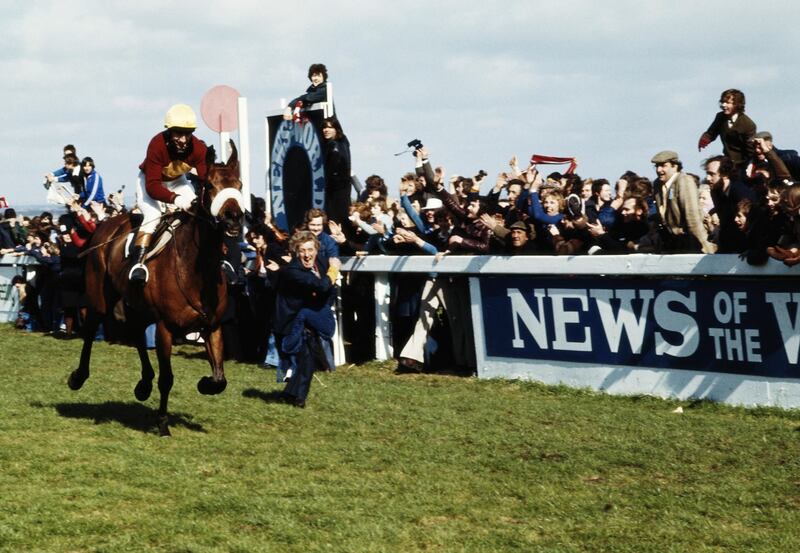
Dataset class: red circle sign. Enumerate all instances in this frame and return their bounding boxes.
[201,85,241,132]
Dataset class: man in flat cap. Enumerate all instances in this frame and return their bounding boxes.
[503,220,538,254]
[652,150,717,254]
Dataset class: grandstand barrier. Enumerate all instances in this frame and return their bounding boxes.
[340,253,800,409]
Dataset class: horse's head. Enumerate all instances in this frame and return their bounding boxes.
[202,140,245,237]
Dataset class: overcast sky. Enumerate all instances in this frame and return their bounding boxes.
[3,0,799,207]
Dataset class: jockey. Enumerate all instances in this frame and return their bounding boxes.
[129,104,208,283]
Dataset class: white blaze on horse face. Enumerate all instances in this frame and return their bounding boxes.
[209,188,245,217]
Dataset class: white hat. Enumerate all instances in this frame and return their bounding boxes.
[420,198,443,211]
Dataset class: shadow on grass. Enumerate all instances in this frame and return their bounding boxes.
[174,349,208,360]
[241,388,289,405]
[44,401,207,434]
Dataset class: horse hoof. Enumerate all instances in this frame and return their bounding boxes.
[134,380,153,402]
[67,370,87,391]
[197,376,227,395]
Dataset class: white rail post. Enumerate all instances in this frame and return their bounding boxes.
[237,97,251,213]
[219,132,230,162]
[374,272,392,360]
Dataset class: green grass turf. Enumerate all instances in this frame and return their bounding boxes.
[0,324,799,552]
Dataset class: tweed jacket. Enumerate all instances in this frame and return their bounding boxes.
[655,172,716,254]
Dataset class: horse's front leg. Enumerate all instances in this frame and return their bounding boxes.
[134,325,155,401]
[155,321,174,437]
[197,326,227,395]
[67,310,101,390]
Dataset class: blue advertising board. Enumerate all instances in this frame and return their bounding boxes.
[479,276,800,380]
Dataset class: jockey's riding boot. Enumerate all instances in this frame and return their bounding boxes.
[128,232,153,284]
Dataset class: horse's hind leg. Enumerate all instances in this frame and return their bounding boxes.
[197,326,227,395]
[133,325,155,401]
[67,310,101,390]
[154,322,174,437]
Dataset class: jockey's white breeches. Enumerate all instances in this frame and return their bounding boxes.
[135,171,196,233]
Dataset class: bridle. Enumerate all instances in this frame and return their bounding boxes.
[198,179,245,229]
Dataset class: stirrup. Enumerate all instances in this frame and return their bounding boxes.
[129,263,149,283]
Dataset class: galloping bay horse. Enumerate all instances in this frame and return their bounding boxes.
[68,142,245,436]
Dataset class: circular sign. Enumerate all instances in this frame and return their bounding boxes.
[270,120,326,231]
[201,85,241,132]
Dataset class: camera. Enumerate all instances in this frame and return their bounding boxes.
[407,139,423,156]
[474,170,487,180]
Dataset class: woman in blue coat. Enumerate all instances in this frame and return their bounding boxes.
[79,157,106,207]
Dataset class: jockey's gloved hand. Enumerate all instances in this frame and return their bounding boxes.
[174,194,194,210]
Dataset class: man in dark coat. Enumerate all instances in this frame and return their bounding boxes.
[274,230,338,407]
[698,88,756,170]
[704,155,756,253]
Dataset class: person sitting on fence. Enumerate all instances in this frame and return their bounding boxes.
[44,145,79,188]
[282,63,330,121]
[130,103,208,284]
[78,157,106,207]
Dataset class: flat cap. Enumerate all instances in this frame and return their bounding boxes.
[509,221,529,231]
[651,150,680,164]
[754,131,773,141]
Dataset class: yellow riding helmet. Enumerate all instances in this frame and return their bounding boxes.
[164,104,197,130]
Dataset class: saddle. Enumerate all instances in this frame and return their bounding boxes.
[125,213,184,262]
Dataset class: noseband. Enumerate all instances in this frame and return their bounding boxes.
[209,187,245,218]
[198,182,245,228]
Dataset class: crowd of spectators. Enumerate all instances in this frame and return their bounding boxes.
[4,144,125,335]
[9,88,800,376]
